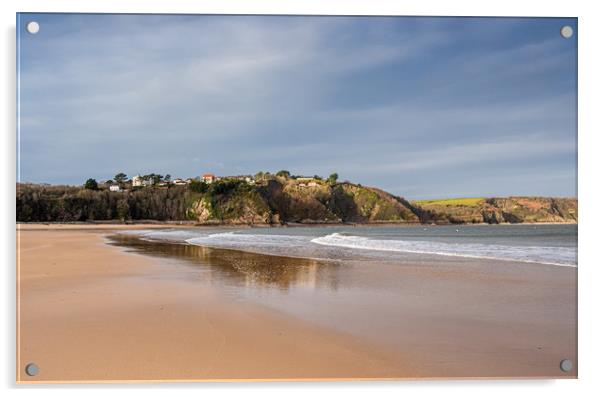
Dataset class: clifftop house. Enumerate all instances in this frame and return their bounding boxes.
[129,173,257,188]
[131,175,151,187]
[202,173,216,184]
[132,175,143,187]
[132,175,144,186]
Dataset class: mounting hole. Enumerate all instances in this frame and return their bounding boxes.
[25,362,39,376]
[559,359,573,372]
[560,25,573,39]
[26,21,40,34]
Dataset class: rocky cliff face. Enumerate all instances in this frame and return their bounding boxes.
[187,176,578,225]
[187,177,419,225]
[187,183,272,225]
[413,197,577,224]
[257,179,339,223]
[330,184,419,223]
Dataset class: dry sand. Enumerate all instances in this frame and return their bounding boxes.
[17,226,410,382]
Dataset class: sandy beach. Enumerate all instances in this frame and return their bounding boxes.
[17,225,577,382]
[17,225,412,382]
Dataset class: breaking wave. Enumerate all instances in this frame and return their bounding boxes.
[311,233,576,267]
[118,228,577,267]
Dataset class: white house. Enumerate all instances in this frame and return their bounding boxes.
[132,175,143,187]
[131,175,152,187]
[109,185,121,192]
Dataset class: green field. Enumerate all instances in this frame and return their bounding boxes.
[413,197,485,207]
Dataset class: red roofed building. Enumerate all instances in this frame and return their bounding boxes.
[202,173,216,184]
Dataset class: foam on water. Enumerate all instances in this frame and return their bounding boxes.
[186,232,310,248]
[117,229,205,243]
[311,233,576,267]
[118,228,577,268]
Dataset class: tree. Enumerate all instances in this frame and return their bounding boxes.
[276,170,291,178]
[164,174,171,183]
[141,173,163,186]
[152,174,163,186]
[327,173,339,185]
[188,179,208,193]
[84,178,98,190]
[209,180,240,195]
[114,173,127,185]
[116,198,130,221]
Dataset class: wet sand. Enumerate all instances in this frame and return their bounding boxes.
[17,226,412,382]
[17,225,577,382]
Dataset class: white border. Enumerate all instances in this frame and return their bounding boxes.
[3,1,601,396]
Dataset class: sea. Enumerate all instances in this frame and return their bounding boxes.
[118,224,577,268]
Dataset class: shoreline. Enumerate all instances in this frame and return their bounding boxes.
[110,231,577,270]
[17,227,413,382]
[110,230,577,379]
[17,225,577,381]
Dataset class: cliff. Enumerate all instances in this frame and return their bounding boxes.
[412,197,577,224]
[186,177,577,226]
[186,177,420,225]
[17,178,578,225]
[188,183,272,225]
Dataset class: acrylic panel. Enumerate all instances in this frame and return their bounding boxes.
[16,13,577,382]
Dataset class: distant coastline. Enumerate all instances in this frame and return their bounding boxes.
[16,219,577,228]
[17,172,577,226]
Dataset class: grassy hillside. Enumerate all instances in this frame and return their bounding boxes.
[414,198,485,207]
[412,196,577,224]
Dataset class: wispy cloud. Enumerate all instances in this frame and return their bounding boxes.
[18,15,576,198]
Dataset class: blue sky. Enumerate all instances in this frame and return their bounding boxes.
[17,14,577,199]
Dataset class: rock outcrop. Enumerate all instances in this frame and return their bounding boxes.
[412,197,577,224]
[188,177,420,225]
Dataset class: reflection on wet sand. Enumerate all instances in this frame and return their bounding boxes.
[108,235,341,291]
[106,233,577,378]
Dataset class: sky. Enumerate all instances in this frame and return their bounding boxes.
[17,14,577,199]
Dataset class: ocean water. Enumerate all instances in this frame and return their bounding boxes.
[120,224,577,267]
